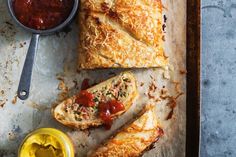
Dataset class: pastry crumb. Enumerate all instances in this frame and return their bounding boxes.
[149,82,157,92]
[19,43,24,48]
[58,80,67,90]
[8,132,17,141]
[57,77,70,101]
[163,70,170,80]
[0,90,5,95]
[179,69,187,75]
[0,100,6,108]
[140,82,144,86]
[11,95,17,104]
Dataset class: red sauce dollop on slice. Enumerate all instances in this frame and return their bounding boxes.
[108,100,125,114]
[13,0,74,30]
[98,100,125,129]
[98,102,112,129]
[75,90,95,107]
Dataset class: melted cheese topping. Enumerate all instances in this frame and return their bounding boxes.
[78,0,168,69]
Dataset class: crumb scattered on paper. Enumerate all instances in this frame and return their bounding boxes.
[140,82,144,87]
[73,79,79,90]
[8,132,17,141]
[0,100,6,108]
[11,95,17,104]
[179,69,187,75]
[0,90,4,95]
[146,80,161,103]
[57,76,69,102]
[143,77,184,121]
[149,82,157,92]
[58,80,68,91]
[171,81,182,94]
[165,92,183,120]
[163,70,170,80]
[160,88,169,100]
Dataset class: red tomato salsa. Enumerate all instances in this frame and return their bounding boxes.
[75,90,125,129]
[98,100,125,129]
[75,90,95,107]
[13,0,74,30]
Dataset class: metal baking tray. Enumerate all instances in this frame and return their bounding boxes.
[186,0,201,156]
[0,0,200,156]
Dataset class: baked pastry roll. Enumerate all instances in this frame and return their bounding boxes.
[88,105,163,157]
[78,0,168,69]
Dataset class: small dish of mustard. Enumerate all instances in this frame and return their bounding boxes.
[18,128,74,157]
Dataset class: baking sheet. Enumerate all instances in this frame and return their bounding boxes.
[0,0,187,156]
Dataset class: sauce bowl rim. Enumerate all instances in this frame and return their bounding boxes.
[7,0,79,35]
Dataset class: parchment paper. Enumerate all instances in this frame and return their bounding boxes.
[0,0,186,156]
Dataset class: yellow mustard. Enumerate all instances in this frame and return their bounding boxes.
[18,128,74,157]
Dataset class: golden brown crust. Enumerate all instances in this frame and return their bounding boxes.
[78,0,168,69]
[88,105,163,157]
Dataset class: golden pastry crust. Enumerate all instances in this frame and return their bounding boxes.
[78,0,168,69]
[88,105,163,157]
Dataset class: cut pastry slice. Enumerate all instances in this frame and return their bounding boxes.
[88,105,163,157]
[52,72,138,130]
[78,0,168,69]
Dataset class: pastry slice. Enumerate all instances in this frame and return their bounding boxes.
[52,72,138,129]
[78,0,168,69]
[88,105,163,157]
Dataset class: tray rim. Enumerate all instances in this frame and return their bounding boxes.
[186,0,201,156]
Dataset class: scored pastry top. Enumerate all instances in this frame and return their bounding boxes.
[78,0,168,69]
